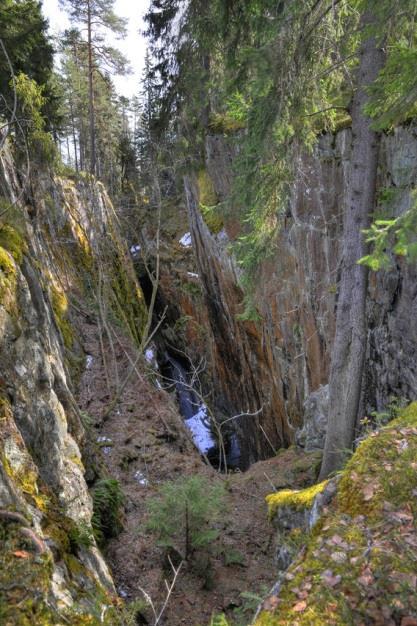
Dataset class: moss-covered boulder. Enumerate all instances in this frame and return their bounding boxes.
[265,480,333,572]
[255,402,417,626]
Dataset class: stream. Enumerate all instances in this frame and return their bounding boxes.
[164,353,242,469]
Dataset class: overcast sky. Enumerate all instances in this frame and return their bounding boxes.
[41,0,149,98]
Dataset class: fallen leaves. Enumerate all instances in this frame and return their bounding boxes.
[261,595,280,611]
[363,482,377,501]
[330,551,347,564]
[358,567,374,586]
[13,550,31,559]
[292,600,307,612]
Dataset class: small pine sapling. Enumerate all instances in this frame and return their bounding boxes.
[145,475,225,561]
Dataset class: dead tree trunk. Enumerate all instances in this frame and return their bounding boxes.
[319,15,385,479]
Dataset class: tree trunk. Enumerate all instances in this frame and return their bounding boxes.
[87,0,96,176]
[69,98,79,172]
[319,15,385,479]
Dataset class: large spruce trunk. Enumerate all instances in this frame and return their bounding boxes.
[319,16,385,478]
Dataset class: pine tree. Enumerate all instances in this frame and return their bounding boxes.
[59,0,128,176]
[146,475,225,561]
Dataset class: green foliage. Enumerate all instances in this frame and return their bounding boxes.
[223,547,245,567]
[143,0,417,307]
[106,599,150,626]
[0,0,59,127]
[79,410,94,429]
[0,223,27,264]
[146,475,225,560]
[210,614,230,626]
[91,478,124,544]
[358,191,417,270]
[360,396,408,433]
[231,590,267,626]
[365,10,417,130]
[14,72,57,164]
[58,0,132,187]
[68,520,95,550]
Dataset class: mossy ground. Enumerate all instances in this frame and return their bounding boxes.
[255,402,417,625]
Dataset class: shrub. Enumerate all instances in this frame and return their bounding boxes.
[68,520,95,550]
[146,475,225,561]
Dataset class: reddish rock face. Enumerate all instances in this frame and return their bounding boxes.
[155,128,417,467]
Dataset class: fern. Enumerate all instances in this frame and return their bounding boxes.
[91,478,124,544]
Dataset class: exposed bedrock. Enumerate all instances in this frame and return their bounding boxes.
[159,127,417,465]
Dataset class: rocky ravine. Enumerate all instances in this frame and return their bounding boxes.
[138,126,417,467]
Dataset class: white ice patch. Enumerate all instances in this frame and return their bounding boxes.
[145,346,159,371]
[86,355,94,370]
[134,470,149,486]
[145,348,155,363]
[179,232,192,247]
[185,404,216,453]
[130,244,141,257]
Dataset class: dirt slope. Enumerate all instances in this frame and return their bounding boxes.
[76,319,320,626]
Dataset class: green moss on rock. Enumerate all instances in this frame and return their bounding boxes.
[197,169,224,234]
[0,223,27,264]
[254,402,417,625]
[0,245,17,307]
[109,250,147,346]
[50,284,74,348]
[266,480,328,519]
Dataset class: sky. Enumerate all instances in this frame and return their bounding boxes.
[41,0,149,98]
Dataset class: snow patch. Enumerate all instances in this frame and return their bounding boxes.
[134,470,149,486]
[145,348,155,363]
[86,355,94,370]
[97,436,113,456]
[187,271,199,278]
[179,232,192,247]
[130,244,141,257]
[185,404,216,453]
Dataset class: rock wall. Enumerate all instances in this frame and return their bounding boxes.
[177,126,417,464]
[0,146,146,623]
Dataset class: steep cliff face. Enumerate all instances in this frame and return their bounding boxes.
[0,146,146,623]
[156,126,417,465]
